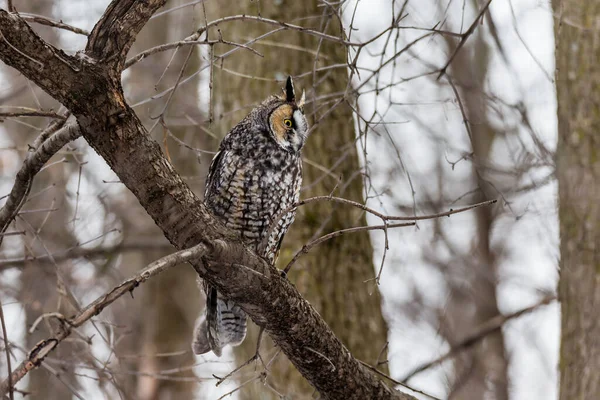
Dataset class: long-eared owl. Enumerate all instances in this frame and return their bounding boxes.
[193,77,308,356]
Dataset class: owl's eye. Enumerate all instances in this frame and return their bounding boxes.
[283,119,293,128]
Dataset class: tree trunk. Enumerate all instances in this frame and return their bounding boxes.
[205,1,388,398]
[554,1,600,399]
[440,26,509,400]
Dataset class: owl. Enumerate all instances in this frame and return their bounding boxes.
[193,76,308,356]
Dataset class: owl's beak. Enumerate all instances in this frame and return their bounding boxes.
[289,129,306,153]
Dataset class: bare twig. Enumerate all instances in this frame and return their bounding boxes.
[437,0,494,79]
[0,299,13,400]
[195,15,362,46]
[0,244,207,396]
[358,360,441,400]
[0,231,24,237]
[283,221,415,275]
[264,195,497,254]
[400,296,556,382]
[0,116,80,247]
[0,110,66,120]
[124,38,262,70]
[19,13,89,36]
[150,0,207,20]
[0,242,173,269]
[217,373,265,400]
[214,354,258,387]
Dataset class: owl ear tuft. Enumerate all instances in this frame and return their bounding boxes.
[298,90,306,111]
[285,76,295,102]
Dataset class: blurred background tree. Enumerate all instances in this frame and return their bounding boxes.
[554,1,600,399]
[0,1,88,398]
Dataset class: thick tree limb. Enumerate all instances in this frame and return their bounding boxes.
[86,0,167,72]
[0,13,89,113]
[0,3,414,399]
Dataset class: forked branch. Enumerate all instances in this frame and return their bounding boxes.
[0,3,414,399]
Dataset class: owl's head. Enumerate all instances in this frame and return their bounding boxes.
[264,76,308,154]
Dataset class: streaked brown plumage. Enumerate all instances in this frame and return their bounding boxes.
[193,77,308,356]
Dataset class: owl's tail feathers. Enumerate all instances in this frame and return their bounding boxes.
[192,314,212,355]
[192,286,247,357]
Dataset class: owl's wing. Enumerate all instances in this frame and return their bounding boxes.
[269,160,303,263]
[204,150,226,199]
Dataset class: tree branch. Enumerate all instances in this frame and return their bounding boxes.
[86,0,168,72]
[0,4,414,399]
[0,244,208,396]
[0,241,174,270]
[437,0,494,79]
[0,110,66,120]
[0,116,80,246]
[400,296,556,382]
[19,13,89,36]
[0,298,13,400]
[0,12,86,111]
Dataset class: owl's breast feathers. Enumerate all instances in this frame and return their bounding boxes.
[204,141,302,262]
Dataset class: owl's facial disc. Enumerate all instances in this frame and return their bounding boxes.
[269,104,308,153]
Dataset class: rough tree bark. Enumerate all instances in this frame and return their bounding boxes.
[0,2,413,399]
[205,1,389,397]
[554,1,600,399]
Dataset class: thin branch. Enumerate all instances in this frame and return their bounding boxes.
[0,110,66,120]
[150,0,207,20]
[214,351,260,387]
[437,0,494,79]
[0,231,24,237]
[124,38,262,70]
[0,242,174,270]
[358,360,441,400]
[217,374,265,400]
[447,76,473,142]
[195,15,363,47]
[400,296,556,382]
[283,221,415,275]
[264,196,497,253]
[0,244,207,396]
[19,13,89,36]
[0,116,80,247]
[0,299,13,400]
